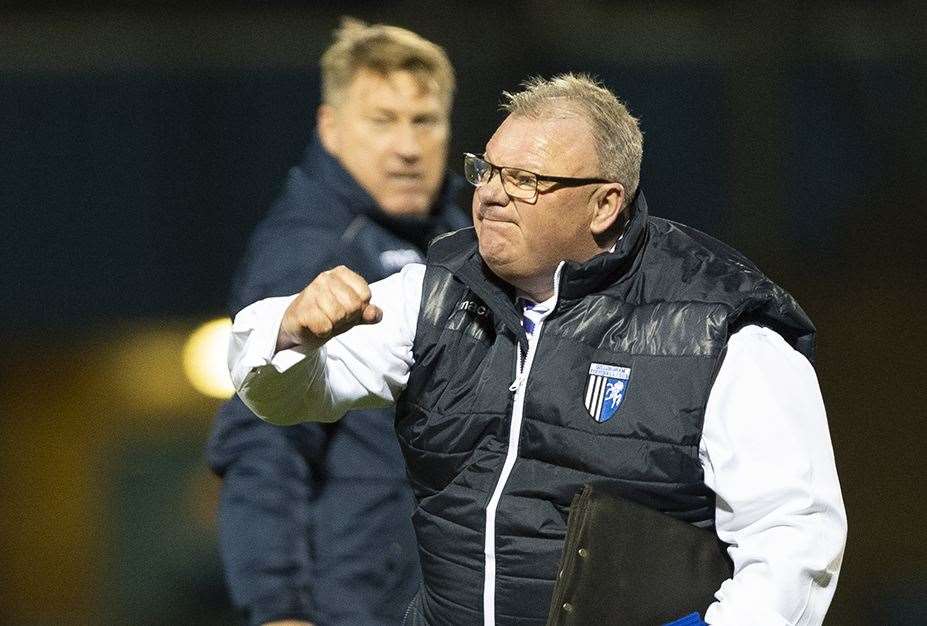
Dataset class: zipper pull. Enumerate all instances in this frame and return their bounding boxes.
[509,343,524,392]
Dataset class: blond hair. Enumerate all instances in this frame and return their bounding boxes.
[320,17,455,109]
[501,73,643,207]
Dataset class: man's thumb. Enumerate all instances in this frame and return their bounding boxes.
[361,303,383,324]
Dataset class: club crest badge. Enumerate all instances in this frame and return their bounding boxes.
[584,363,631,423]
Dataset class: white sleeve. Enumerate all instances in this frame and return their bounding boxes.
[228,263,426,425]
[701,325,847,626]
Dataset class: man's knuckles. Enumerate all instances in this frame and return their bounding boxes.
[282,268,375,347]
[298,302,365,335]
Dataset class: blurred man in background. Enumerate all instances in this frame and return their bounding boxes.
[206,19,467,626]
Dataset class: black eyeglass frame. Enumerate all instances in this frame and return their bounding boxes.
[464,152,614,201]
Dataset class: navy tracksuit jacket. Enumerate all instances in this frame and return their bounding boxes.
[206,136,469,626]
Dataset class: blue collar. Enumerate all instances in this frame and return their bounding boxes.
[301,133,469,249]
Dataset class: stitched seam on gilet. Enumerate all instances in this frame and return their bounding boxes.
[541,318,730,358]
[561,295,740,307]
[401,402,508,417]
[521,417,702,447]
[416,505,484,534]
[418,534,483,570]
[535,342,720,358]
[416,575,484,614]
[498,464,703,488]
[491,568,561,584]
[397,406,507,454]
[401,431,482,452]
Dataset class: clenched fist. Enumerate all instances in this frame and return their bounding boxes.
[276,265,382,352]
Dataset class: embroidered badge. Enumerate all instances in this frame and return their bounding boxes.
[584,363,631,423]
[379,248,423,272]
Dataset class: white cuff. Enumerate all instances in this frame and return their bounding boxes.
[705,579,791,625]
[228,294,301,389]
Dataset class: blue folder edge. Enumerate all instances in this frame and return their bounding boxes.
[664,612,707,626]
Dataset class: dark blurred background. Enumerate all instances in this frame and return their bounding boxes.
[1,2,924,624]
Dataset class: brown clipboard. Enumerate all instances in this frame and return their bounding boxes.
[546,484,733,625]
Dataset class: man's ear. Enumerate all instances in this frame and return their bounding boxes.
[590,182,625,238]
[317,104,339,155]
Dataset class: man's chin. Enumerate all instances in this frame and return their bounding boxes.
[379,192,431,217]
[478,240,517,278]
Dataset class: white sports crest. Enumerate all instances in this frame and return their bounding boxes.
[584,363,631,423]
[379,248,424,272]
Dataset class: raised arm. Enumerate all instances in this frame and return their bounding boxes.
[229,264,425,425]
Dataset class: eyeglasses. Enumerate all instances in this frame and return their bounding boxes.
[463,152,612,202]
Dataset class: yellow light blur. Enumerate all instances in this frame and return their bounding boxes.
[182,318,235,399]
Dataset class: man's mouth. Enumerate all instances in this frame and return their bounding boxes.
[388,172,423,183]
[478,207,514,224]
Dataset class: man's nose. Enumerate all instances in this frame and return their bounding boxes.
[394,123,423,161]
[476,170,509,206]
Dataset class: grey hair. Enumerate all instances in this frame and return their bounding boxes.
[501,73,643,207]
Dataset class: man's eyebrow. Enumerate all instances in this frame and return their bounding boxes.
[484,153,529,171]
[366,107,397,117]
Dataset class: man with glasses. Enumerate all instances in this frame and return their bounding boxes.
[228,74,847,625]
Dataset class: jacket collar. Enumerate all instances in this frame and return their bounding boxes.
[557,189,649,301]
[305,134,468,250]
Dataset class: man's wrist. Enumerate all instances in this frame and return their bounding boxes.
[275,327,299,353]
[275,300,301,352]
